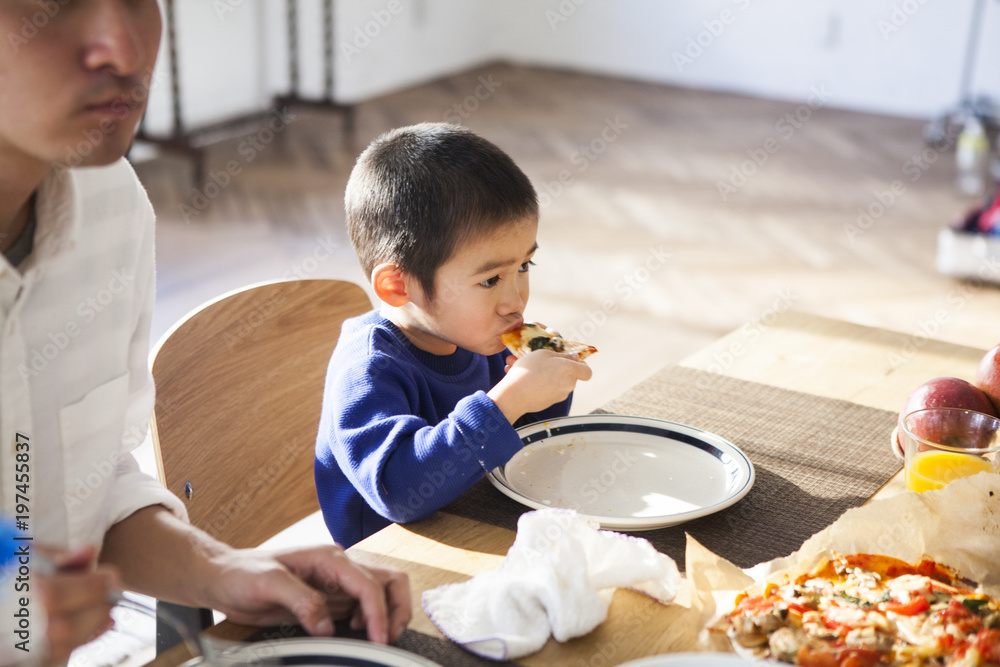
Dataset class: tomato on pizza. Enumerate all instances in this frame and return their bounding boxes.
[501,322,597,360]
[723,553,1000,667]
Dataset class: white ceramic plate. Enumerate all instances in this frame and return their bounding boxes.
[618,652,766,667]
[488,415,755,530]
[178,637,441,667]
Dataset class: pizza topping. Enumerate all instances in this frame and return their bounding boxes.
[528,334,559,352]
[882,596,931,616]
[769,626,808,661]
[500,322,597,360]
[724,553,1000,667]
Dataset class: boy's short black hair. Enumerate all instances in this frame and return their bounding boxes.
[345,122,538,301]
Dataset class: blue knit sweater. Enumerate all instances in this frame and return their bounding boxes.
[314,310,571,547]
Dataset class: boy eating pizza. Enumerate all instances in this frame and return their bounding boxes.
[315,123,593,547]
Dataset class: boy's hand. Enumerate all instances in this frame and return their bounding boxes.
[489,349,592,423]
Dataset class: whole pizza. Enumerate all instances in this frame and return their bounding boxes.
[724,553,1000,667]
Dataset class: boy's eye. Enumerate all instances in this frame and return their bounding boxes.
[519,260,536,273]
[479,275,501,288]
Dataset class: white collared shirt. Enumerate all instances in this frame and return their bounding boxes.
[0,158,187,552]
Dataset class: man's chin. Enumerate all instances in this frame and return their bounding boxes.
[52,130,137,169]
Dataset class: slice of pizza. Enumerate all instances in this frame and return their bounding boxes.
[722,552,1000,667]
[501,322,597,360]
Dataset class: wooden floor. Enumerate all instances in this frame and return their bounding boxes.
[135,62,1000,415]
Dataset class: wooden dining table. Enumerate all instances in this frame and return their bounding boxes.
[143,310,988,667]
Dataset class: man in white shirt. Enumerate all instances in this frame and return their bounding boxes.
[0,2,410,664]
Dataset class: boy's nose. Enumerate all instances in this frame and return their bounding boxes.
[498,281,526,315]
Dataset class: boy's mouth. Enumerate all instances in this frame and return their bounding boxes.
[503,320,524,334]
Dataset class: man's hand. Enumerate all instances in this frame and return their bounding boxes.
[205,546,411,644]
[102,506,413,647]
[38,546,120,665]
[489,349,593,423]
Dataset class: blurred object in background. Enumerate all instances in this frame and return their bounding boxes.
[937,181,1000,283]
[955,116,991,196]
[924,0,1000,154]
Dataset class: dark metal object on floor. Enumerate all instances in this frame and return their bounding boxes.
[133,0,353,188]
[924,0,1000,146]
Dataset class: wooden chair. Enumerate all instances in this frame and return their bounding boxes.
[148,278,371,651]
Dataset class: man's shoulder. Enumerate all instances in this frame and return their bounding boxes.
[74,157,149,202]
[47,157,152,226]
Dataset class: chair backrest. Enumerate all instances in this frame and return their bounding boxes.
[149,279,371,549]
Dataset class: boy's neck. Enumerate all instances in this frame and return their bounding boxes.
[379,304,459,356]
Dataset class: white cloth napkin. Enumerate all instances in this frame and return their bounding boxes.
[421,509,681,660]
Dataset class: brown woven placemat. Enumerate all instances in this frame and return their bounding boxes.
[443,366,901,570]
[247,622,518,666]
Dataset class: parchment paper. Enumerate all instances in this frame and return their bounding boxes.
[686,472,1000,651]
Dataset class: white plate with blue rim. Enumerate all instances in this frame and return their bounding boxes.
[178,637,441,667]
[488,414,755,530]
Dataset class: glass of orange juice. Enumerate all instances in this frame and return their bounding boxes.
[902,408,1000,492]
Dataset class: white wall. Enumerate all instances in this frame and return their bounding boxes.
[495,0,1000,119]
[143,0,1000,134]
[144,0,501,134]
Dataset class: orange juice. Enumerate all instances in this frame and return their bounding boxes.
[905,450,997,492]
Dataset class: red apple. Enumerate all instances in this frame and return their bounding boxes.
[974,343,1000,414]
[895,376,998,455]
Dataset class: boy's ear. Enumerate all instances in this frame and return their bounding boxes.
[371,263,411,307]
